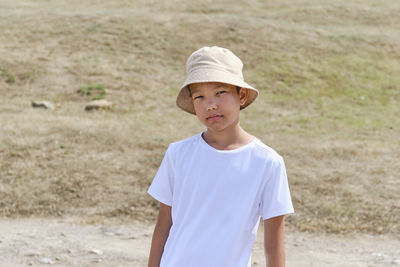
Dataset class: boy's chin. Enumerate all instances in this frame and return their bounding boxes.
[204,124,228,133]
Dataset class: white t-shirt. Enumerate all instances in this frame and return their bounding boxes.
[148,132,294,267]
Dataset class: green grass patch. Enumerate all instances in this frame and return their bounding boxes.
[1,68,15,84]
[77,83,106,100]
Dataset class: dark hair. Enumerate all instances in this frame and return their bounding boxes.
[187,85,241,97]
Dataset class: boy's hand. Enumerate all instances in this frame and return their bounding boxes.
[148,203,172,267]
[264,215,286,267]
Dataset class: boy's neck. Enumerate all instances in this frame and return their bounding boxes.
[202,124,254,151]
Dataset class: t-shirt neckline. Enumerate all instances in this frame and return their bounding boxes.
[198,131,257,153]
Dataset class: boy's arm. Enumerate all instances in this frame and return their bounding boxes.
[264,215,286,267]
[148,202,172,267]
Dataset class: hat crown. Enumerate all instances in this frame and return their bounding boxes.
[186,46,244,80]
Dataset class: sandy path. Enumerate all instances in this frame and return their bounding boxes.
[0,219,399,266]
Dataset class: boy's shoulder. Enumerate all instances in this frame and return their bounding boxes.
[252,137,284,161]
[166,133,201,153]
[170,133,200,146]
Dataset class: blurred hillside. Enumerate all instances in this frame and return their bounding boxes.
[0,0,399,235]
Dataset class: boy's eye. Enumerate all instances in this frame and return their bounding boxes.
[193,95,203,100]
[216,91,227,95]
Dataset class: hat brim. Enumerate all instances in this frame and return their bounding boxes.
[176,68,259,115]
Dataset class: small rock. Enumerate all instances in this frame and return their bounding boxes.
[392,259,400,265]
[39,258,54,264]
[85,100,112,111]
[24,250,40,257]
[103,228,124,236]
[32,100,55,110]
[92,258,103,263]
[371,252,385,260]
[355,248,364,253]
[8,248,18,255]
[103,230,115,237]
[123,235,137,240]
[90,249,103,256]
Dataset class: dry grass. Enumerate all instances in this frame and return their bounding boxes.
[0,0,399,236]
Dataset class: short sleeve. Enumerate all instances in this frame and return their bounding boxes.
[260,156,294,220]
[147,145,175,206]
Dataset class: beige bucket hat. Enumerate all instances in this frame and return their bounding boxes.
[176,46,259,115]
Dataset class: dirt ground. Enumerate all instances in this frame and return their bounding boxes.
[1,218,399,267]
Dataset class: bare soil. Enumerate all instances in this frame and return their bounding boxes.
[1,218,399,266]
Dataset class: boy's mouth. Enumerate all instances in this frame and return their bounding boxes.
[206,115,223,121]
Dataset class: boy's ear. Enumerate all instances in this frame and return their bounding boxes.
[239,88,249,106]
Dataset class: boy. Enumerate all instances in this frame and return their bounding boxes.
[147,46,294,267]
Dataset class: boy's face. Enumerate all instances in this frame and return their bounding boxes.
[189,82,249,133]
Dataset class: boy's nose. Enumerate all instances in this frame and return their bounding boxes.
[206,99,217,110]
[207,105,217,111]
